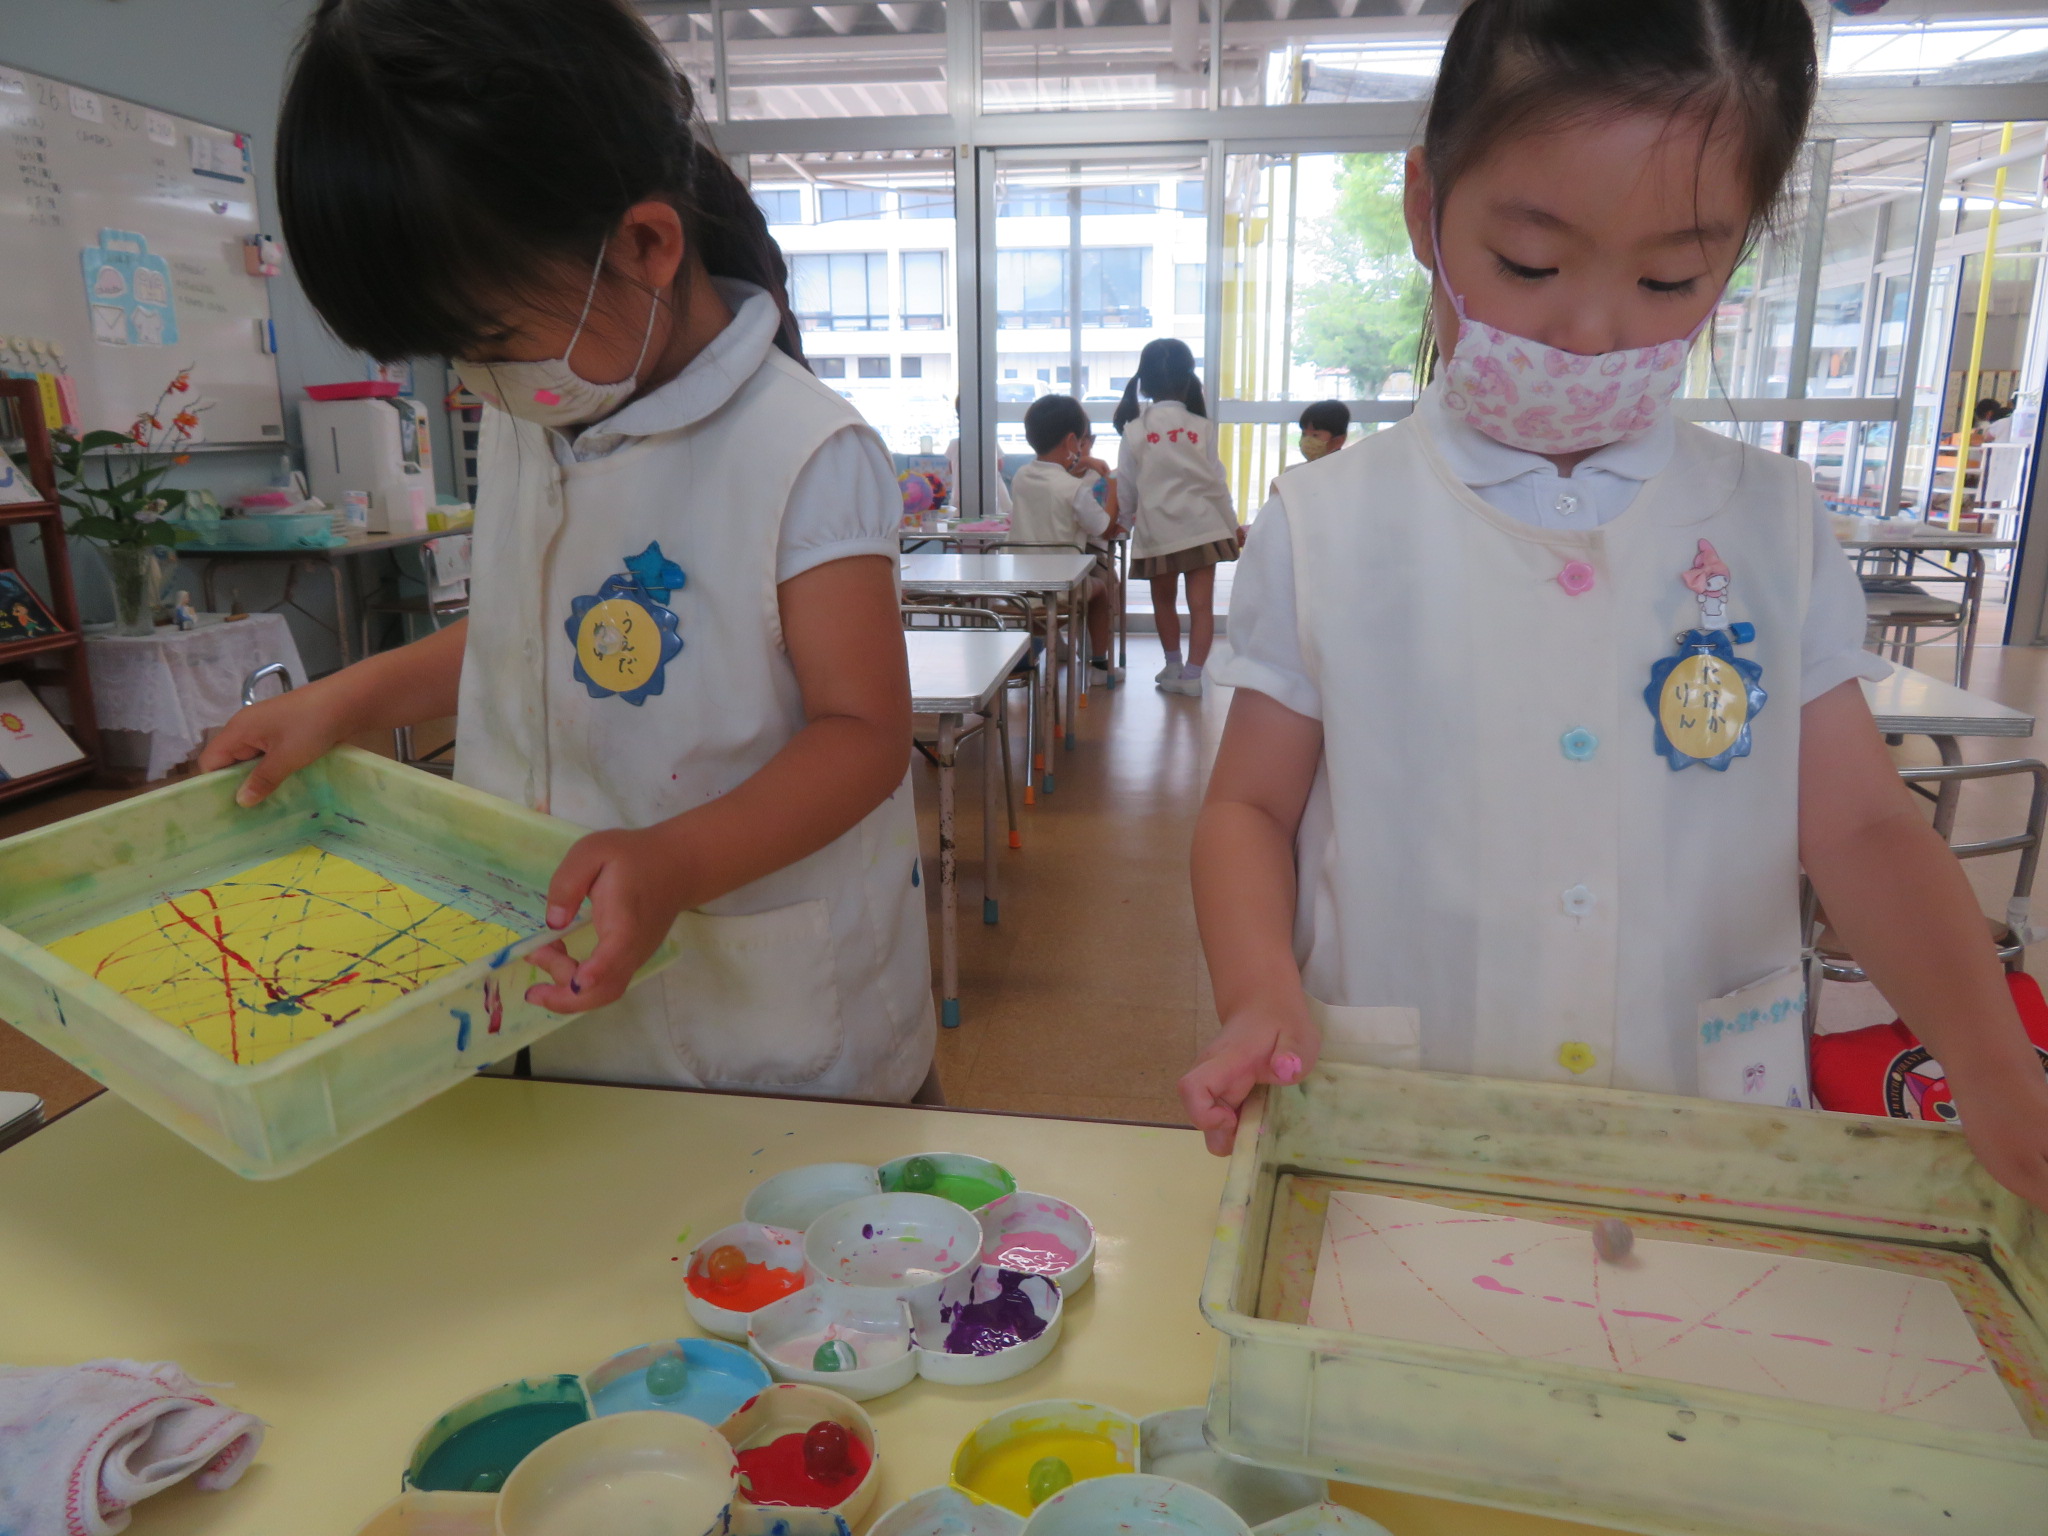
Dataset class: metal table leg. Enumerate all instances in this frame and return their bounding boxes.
[982,697,1000,925]
[938,713,960,1029]
[1064,582,1081,750]
[1039,589,1059,796]
[1957,549,1986,688]
[1116,537,1128,670]
[331,553,353,668]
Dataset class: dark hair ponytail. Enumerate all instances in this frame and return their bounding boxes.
[1416,0,1816,375]
[1113,337,1206,432]
[278,0,802,365]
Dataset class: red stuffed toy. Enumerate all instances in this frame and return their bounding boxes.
[1811,971,2048,1122]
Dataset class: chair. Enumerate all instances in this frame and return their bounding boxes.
[361,536,468,776]
[1862,580,1965,675]
[1805,759,2048,1023]
[901,602,1021,855]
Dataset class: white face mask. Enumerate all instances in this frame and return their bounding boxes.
[452,239,662,428]
[1432,230,1707,455]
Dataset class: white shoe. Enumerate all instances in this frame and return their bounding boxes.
[1161,672,1204,696]
[1154,661,1184,685]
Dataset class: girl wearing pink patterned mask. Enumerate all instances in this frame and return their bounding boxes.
[1185,0,2048,1222]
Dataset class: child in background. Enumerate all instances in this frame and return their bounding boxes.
[1297,399,1350,462]
[1009,394,1122,681]
[1185,0,2048,1215]
[201,0,935,1102]
[1269,399,1352,498]
[946,394,1012,520]
[1113,339,1241,697]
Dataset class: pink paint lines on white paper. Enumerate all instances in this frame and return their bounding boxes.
[1305,1192,2025,1436]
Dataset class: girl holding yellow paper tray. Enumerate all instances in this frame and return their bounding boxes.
[200,0,934,1102]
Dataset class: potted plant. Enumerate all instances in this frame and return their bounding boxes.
[52,369,209,636]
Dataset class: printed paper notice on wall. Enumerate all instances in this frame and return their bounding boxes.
[189,131,248,184]
[79,229,179,348]
[0,69,25,96]
[67,87,102,123]
[144,110,177,148]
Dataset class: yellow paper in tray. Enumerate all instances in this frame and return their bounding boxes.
[48,845,524,1067]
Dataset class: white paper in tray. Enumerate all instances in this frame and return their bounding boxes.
[1306,1191,2026,1436]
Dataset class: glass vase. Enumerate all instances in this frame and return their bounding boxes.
[105,544,164,637]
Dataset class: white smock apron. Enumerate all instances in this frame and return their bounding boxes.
[1280,412,1811,1094]
[455,314,933,1100]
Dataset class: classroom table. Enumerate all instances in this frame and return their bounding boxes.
[0,1080,1614,1536]
[189,526,459,672]
[1839,528,2017,688]
[80,612,307,781]
[907,627,1028,1030]
[901,550,1096,797]
[901,532,1131,671]
[1862,662,2036,760]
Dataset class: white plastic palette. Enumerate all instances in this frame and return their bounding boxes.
[872,1406,1388,1536]
[679,1160,1094,1401]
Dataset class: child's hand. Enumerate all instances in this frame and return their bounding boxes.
[196,685,352,807]
[1077,454,1111,479]
[1954,1072,2048,1213]
[524,828,692,1013]
[1180,1008,1320,1156]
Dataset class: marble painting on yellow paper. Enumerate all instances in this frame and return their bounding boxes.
[48,845,524,1067]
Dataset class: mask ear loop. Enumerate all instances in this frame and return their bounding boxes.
[562,235,666,390]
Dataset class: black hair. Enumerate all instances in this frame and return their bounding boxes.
[1416,0,1817,381]
[277,0,802,365]
[1024,394,1091,455]
[1113,338,1208,433]
[1299,399,1350,437]
[1976,397,2009,422]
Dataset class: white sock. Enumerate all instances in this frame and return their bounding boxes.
[1163,648,1183,669]
[1180,662,1203,679]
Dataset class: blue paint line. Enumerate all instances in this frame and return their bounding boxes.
[452,1009,472,1051]
[489,945,514,969]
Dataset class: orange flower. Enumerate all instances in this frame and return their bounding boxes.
[171,373,192,393]
[172,410,199,430]
[129,424,149,444]
[173,454,190,465]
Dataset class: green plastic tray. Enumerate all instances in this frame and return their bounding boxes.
[1201,1063,2048,1535]
[0,747,664,1178]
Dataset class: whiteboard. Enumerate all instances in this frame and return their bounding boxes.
[0,62,283,446]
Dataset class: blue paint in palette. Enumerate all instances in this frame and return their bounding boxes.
[588,1338,769,1426]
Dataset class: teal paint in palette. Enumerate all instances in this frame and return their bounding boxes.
[406,1375,591,1493]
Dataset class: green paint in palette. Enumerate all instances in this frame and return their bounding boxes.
[883,1155,1014,1210]
[413,1401,589,1492]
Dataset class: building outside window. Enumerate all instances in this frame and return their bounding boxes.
[902,251,947,329]
[753,188,802,225]
[1175,261,1205,316]
[814,357,846,378]
[857,356,891,379]
[790,252,888,331]
[817,187,886,222]
[899,189,952,219]
[903,356,924,378]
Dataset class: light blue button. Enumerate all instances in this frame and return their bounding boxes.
[1561,728,1599,761]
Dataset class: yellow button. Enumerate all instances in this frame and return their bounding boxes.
[1557,1041,1597,1075]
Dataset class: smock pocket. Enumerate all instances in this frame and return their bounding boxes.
[1308,997,1422,1071]
[661,898,842,1087]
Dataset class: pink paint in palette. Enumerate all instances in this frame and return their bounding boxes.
[1307,1192,2029,1436]
[988,1231,1078,1276]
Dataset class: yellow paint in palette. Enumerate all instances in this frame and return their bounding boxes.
[960,1429,1129,1515]
[48,845,524,1067]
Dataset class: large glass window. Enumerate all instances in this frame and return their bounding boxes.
[753,188,803,225]
[792,252,889,331]
[981,0,1214,113]
[754,150,958,456]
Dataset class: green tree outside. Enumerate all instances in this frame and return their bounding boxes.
[1294,153,1431,397]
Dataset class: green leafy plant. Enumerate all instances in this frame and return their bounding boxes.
[51,368,209,549]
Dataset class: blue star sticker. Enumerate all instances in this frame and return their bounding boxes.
[623,541,686,603]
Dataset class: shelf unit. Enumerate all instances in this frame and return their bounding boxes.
[0,378,102,805]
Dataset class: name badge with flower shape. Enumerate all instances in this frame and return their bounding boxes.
[1644,538,1766,771]
[565,541,685,706]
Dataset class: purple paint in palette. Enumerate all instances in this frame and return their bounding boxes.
[939,1271,1050,1356]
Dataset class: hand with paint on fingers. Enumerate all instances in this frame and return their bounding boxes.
[1954,1071,2048,1215]
[524,826,695,1013]
[197,684,355,807]
[1179,1004,1319,1157]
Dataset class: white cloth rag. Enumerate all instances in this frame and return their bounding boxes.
[0,1359,264,1536]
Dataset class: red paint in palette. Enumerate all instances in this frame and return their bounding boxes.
[685,1246,806,1312]
[735,1424,870,1507]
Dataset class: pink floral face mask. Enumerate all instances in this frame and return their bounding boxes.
[1433,236,1708,455]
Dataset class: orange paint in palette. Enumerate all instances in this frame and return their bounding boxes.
[685,1243,805,1313]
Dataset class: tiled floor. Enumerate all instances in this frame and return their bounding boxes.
[7,634,2048,1130]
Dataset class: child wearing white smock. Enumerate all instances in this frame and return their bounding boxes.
[462,281,933,1095]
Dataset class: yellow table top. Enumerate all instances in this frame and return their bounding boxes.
[0,1080,1610,1536]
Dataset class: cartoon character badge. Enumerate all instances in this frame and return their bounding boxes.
[1643,539,1767,771]
[565,541,684,705]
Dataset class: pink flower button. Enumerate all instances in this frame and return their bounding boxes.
[1557,560,1596,596]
